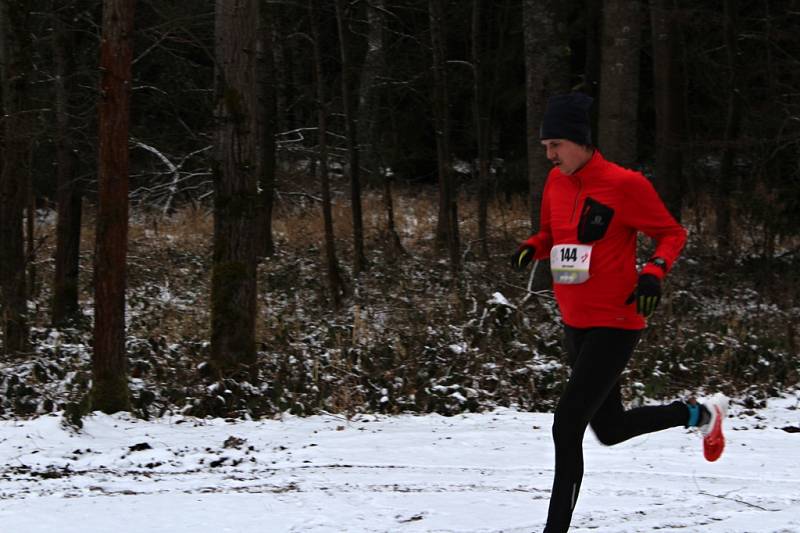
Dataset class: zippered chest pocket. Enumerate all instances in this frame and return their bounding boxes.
[577,197,615,243]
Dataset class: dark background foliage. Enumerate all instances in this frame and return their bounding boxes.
[16,1,800,235]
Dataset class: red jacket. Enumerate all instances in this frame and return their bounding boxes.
[523,150,686,330]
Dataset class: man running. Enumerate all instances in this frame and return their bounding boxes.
[512,92,728,532]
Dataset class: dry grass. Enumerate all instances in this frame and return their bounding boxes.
[30,185,532,345]
[271,184,533,257]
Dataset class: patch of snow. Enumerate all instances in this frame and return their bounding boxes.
[1,398,799,532]
[487,292,515,308]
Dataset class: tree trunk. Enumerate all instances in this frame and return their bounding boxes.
[716,0,743,256]
[381,174,406,261]
[428,0,459,273]
[335,0,366,276]
[310,0,346,308]
[583,0,603,101]
[210,0,260,373]
[26,179,35,297]
[52,9,84,326]
[358,0,404,259]
[523,0,569,231]
[473,0,491,260]
[258,2,277,258]
[650,0,686,220]
[598,0,641,167]
[0,0,32,354]
[271,5,289,171]
[93,0,135,412]
[357,0,384,185]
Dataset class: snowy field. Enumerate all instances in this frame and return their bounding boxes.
[1,395,799,533]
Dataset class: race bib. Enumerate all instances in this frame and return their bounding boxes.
[550,244,592,284]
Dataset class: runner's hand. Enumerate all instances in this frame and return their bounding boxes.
[625,274,661,317]
[511,245,535,270]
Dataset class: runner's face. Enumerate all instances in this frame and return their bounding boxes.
[541,139,592,175]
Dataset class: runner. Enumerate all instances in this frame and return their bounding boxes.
[511,92,728,532]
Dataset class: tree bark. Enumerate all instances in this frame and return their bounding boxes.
[310,0,346,308]
[583,0,603,101]
[428,0,459,273]
[26,176,35,297]
[270,4,288,139]
[358,0,404,259]
[0,0,33,354]
[598,0,641,167]
[335,0,366,276]
[52,7,84,326]
[473,0,491,260]
[258,2,277,258]
[357,0,384,184]
[716,0,743,255]
[93,0,135,412]
[523,0,569,231]
[650,0,686,220]
[210,0,260,372]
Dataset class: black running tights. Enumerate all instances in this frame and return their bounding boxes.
[543,326,688,533]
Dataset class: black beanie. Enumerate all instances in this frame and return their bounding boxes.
[540,93,594,145]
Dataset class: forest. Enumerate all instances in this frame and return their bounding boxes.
[0,0,798,422]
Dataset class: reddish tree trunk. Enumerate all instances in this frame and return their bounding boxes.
[93,0,135,413]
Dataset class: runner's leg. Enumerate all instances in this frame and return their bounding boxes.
[590,383,687,445]
[544,327,639,532]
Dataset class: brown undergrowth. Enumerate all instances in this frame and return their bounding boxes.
[1,183,798,420]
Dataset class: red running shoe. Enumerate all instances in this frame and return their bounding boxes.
[700,393,729,462]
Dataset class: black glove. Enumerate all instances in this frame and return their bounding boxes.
[625,273,662,317]
[511,245,535,271]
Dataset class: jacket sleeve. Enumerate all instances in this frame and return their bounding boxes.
[620,172,687,280]
[521,175,554,260]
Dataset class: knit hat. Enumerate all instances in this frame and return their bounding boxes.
[540,93,594,145]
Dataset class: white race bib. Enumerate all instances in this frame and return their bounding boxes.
[551,244,592,284]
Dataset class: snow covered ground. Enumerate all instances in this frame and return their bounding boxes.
[1,395,799,533]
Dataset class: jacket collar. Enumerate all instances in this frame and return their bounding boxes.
[571,149,604,179]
